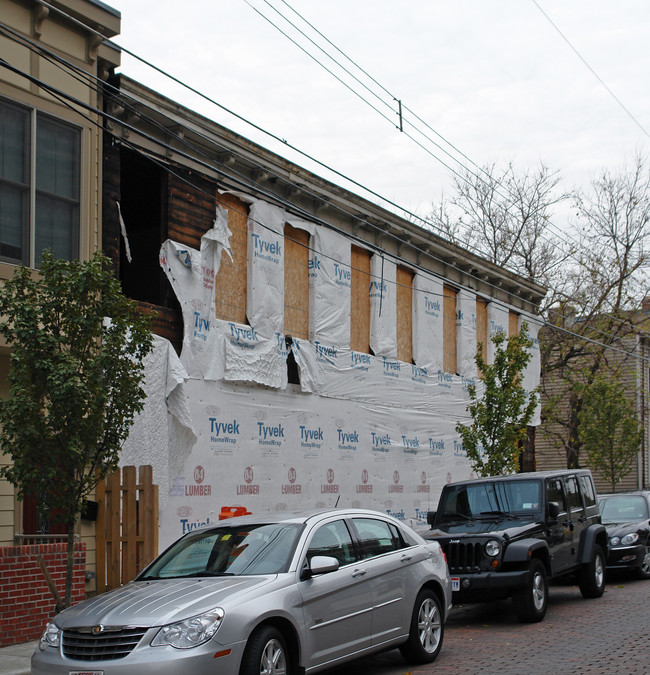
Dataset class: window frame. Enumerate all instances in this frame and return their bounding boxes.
[0,97,81,267]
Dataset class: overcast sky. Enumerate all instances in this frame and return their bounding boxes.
[108,0,650,225]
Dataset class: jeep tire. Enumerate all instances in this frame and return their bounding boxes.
[578,544,606,598]
[511,558,548,623]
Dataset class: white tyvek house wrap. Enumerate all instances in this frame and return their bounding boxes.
[157,376,473,549]
[457,289,477,379]
[412,273,444,370]
[292,338,472,415]
[308,227,351,348]
[519,314,542,426]
[159,205,232,379]
[119,335,196,517]
[487,302,509,364]
[369,254,397,357]
[247,200,285,340]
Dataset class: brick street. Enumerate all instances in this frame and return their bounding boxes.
[328,573,650,675]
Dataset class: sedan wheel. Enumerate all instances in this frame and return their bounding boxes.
[240,626,289,675]
[399,589,444,664]
[638,543,650,580]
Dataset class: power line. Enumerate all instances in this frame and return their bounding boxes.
[2,47,647,366]
[532,0,650,140]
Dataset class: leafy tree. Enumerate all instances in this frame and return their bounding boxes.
[0,251,153,608]
[578,374,643,492]
[457,324,538,476]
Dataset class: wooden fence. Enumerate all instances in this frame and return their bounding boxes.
[96,465,159,593]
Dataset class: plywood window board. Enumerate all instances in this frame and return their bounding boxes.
[443,285,457,374]
[396,266,414,364]
[509,310,519,337]
[476,298,488,378]
[350,245,371,353]
[284,224,310,340]
[214,193,247,324]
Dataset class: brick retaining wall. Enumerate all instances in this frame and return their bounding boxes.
[0,542,86,647]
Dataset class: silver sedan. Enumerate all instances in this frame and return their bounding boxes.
[32,508,451,675]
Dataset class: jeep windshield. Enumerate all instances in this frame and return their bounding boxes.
[138,523,301,579]
[437,480,542,523]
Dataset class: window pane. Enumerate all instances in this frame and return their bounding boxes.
[566,477,582,511]
[36,115,79,200]
[0,101,29,183]
[353,518,400,558]
[307,520,356,567]
[35,194,77,262]
[0,183,27,261]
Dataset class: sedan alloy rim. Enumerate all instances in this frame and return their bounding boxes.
[642,545,650,575]
[418,598,441,653]
[260,638,287,675]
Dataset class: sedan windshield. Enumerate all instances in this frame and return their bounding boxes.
[599,496,649,523]
[438,480,542,522]
[139,523,301,579]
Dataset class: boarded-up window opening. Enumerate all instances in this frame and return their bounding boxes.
[351,245,371,353]
[476,298,488,378]
[443,286,457,374]
[509,310,519,337]
[284,224,309,340]
[396,266,414,364]
[214,193,247,324]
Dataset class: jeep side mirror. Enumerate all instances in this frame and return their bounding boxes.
[548,502,560,520]
[427,511,436,527]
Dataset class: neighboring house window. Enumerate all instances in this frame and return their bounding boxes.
[509,310,519,337]
[0,99,80,266]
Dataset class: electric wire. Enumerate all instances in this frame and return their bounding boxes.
[532,0,650,140]
[1,51,647,366]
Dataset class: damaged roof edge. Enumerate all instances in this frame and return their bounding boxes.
[112,74,547,312]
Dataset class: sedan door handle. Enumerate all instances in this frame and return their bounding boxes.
[351,568,367,578]
[400,554,412,563]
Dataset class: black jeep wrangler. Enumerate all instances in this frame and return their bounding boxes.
[426,469,607,623]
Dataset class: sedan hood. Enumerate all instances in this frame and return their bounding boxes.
[603,521,649,538]
[55,576,277,629]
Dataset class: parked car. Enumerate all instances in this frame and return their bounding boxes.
[424,469,608,623]
[33,508,451,675]
[597,491,650,579]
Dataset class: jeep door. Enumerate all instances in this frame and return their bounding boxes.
[545,477,574,573]
[564,474,589,567]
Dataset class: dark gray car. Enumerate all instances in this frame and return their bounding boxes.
[33,508,451,675]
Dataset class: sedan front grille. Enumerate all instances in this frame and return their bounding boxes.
[443,541,483,573]
[62,626,148,661]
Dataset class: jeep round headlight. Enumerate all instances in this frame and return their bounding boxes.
[621,533,639,546]
[152,608,224,649]
[485,539,501,557]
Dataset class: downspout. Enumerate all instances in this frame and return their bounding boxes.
[637,337,645,490]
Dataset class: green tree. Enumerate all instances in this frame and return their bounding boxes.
[457,324,538,476]
[0,251,153,609]
[578,374,643,492]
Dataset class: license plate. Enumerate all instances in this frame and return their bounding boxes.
[69,671,104,675]
[451,577,460,591]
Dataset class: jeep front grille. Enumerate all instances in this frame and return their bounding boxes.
[443,541,483,572]
[62,626,147,661]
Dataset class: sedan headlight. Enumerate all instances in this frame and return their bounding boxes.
[621,533,639,546]
[39,621,61,650]
[152,609,224,649]
[485,539,502,557]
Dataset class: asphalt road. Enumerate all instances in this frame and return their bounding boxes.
[326,571,650,675]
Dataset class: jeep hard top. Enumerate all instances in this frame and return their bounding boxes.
[425,469,607,622]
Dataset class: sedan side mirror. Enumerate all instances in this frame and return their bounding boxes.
[548,502,560,521]
[301,555,339,581]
